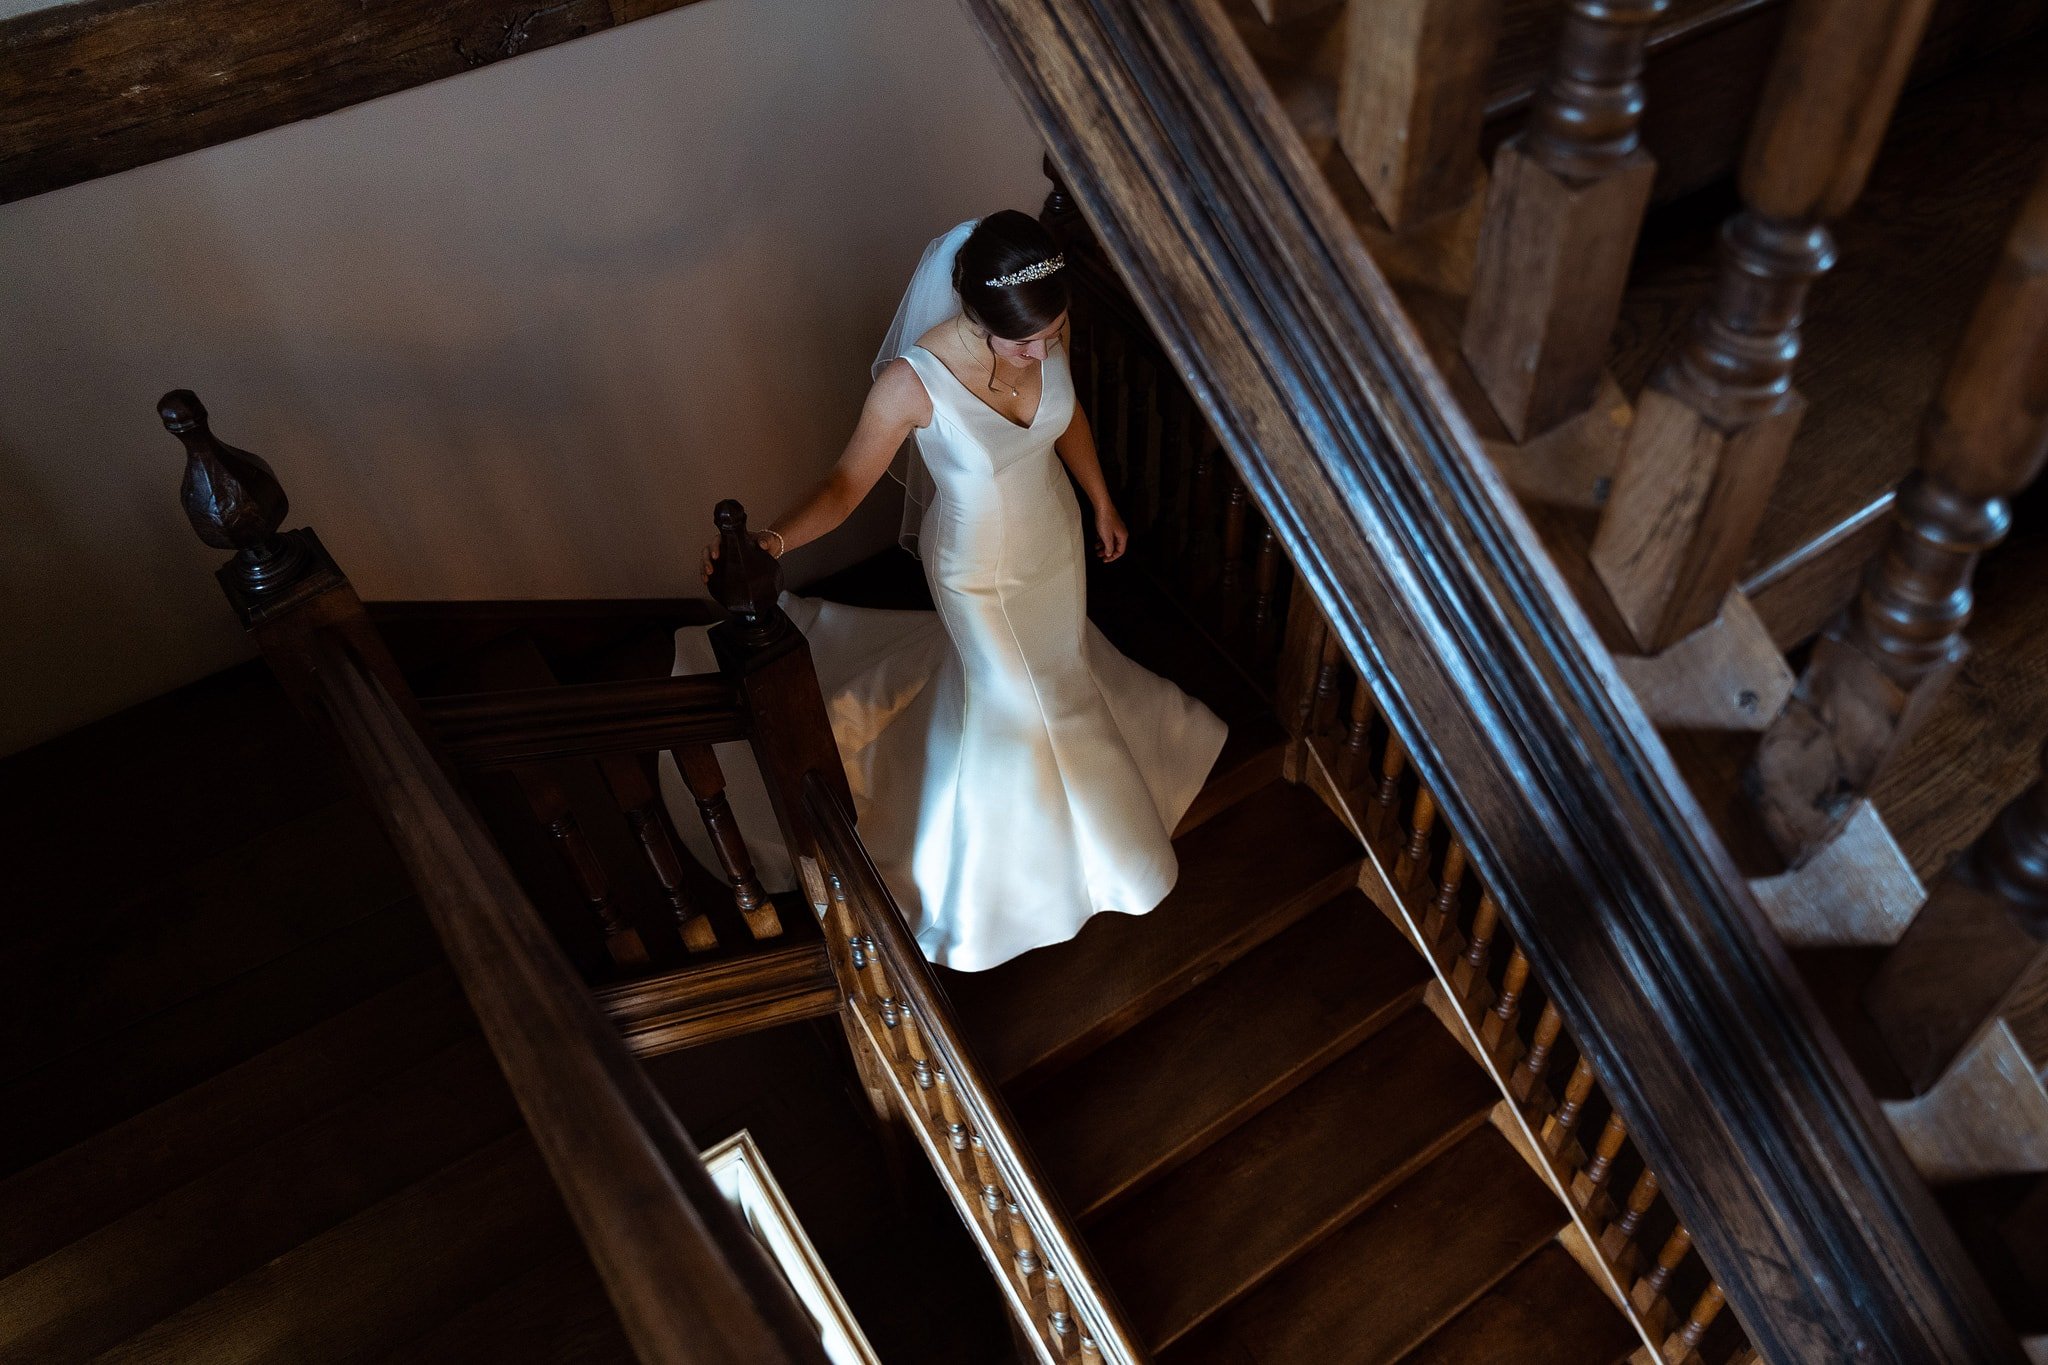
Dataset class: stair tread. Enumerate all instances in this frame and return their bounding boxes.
[1093,1005,1498,1350]
[0,1034,521,1362]
[1,797,414,1087]
[381,1246,635,1364]
[87,1130,575,1365]
[0,896,444,1178]
[1019,891,1427,1219]
[943,780,1361,1087]
[1395,1243,1639,1365]
[1163,1126,1567,1365]
[0,967,469,1279]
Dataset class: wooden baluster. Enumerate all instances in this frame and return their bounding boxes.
[1337,0,1505,232]
[1463,0,1667,441]
[1867,736,2048,1089]
[1421,837,1468,946]
[1508,1001,1563,1103]
[1573,1112,1629,1218]
[1042,1266,1079,1361]
[518,772,649,971]
[1542,1055,1598,1161]
[1600,1167,1660,1275]
[1123,351,1159,531]
[1754,166,2048,858]
[1633,1223,1693,1335]
[600,755,717,953]
[1159,384,1192,558]
[966,1133,1009,1241]
[1094,329,1128,507]
[1369,732,1408,840]
[1480,944,1529,1050]
[675,743,781,940]
[1664,1282,1727,1363]
[1252,523,1283,651]
[1396,785,1439,893]
[1453,892,1501,999]
[1313,632,1347,737]
[1335,663,1373,786]
[1004,1199,1048,1312]
[1592,0,1939,652]
[1221,474,1249,595]
[1189,435,1221,590]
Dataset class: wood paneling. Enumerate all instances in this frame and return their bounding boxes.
[0,0,710,204]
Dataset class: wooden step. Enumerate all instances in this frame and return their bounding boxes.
[0,968,468,1279]
[1091,1005,1498,1349]
[380,1246,634,1364]
[0,1035,521,1362]
[2,797,413,1088]
[87,1131,576,1365]
[943,779,1362,1087]
[1017,891,1427,1219]
[0,895,442,1177]
[1163,1126,1567,1365]
[1395,1243,1639,1365]
[1177,714,1287,836]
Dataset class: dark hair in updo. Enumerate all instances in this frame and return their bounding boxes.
[953,210,1070,342]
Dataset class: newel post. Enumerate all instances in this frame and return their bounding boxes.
[161,389,426,746]
[705,500,851,864]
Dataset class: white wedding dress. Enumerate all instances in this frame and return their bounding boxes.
[661,224,1227,972]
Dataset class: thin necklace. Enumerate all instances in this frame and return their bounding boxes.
[958,317,1022,397]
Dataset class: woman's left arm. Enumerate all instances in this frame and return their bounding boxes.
[1054,398,1130,562]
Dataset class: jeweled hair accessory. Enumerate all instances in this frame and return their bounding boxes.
[984,255,1065,288]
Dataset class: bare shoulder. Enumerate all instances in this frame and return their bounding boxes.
[870,356,933,428]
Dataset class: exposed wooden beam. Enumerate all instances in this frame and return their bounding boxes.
[0,0,710,205]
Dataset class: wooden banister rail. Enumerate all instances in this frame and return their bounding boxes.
[423,673,748,768]
[802,773,1147,1365]
[962,2,2020,1360]
[312,634,831,1365]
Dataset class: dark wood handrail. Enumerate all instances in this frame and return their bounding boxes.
[311,630,830,1365]
[802,771,1148,1363]
[961,1,2019,1360]
[423,672,749,768]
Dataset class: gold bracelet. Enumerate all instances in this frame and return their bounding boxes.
[761,528,787,558]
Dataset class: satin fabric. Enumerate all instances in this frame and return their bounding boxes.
[663,342,1227,971]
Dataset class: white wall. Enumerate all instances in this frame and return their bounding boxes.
[0,0,1045,755]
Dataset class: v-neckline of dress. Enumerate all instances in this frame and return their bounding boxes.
[913,344,1045,431]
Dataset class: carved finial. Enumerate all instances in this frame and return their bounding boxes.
[709,499,790,650]
[161,388,308,594]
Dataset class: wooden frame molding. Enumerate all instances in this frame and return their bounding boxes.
[0,0,711,204]
[958,0,2022,1360]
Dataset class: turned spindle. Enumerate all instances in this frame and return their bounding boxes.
[1601,1167,1660,1272]
[531,791,648,971]
[1454,892,1501,999]
[1481,945,1530,1049]
[1633,1223,1693,1330]
[675,744,781,940]
[1509,1000,1564,1103]
[1754,167,2048,858]
[1398,786,1439,890]
[1221,477,1249,592]
[1464,0,1668,440]
[1592,0,1939,651]
[604,757,718,953]
[1572,1112,1629,1216]
[1422,838,1468,945]
[1542,1055,1598,1158]
[1666,1281,1726,1359]
[1338,679,1374,787]
[1371,734,1408,839]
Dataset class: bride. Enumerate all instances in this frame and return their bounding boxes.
[676,211,1227,972]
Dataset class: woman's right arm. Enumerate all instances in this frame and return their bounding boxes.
[704,359,930,576]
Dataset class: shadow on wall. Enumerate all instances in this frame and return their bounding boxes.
[0,0,1045,755]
